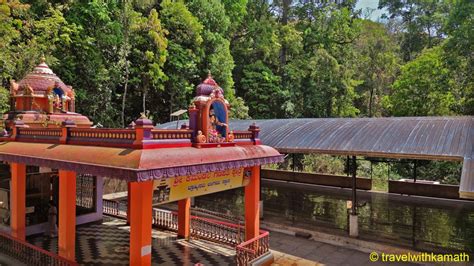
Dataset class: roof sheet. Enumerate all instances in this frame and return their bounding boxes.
[160,117,473,160]
[159,116,474,198]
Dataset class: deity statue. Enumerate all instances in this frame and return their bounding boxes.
[23,84,34,96]
[208,113,227,143]
[9,80,19,96]
[61,95,67,112]
[47,87,54,113]
[228,131,235,142]
[195,130,206,143]
[54,94,61,112]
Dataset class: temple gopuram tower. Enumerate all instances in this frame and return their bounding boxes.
[4,57,92,129]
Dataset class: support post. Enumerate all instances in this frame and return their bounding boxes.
[127,182,131,224]
[346,156,350,177]
[349,156,358,237]
[58,170,76,261]
[178,198,191,239]
[413,160,417,183]
[10,163,26,240]
[129,181,153,266]
[245,166,260,240]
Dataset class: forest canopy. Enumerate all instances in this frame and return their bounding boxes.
[0,0,472,127]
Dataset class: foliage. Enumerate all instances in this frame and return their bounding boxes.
[384,47,456,116]
[240,61,286,118]
[443,0,474,115]
[302,154,346,175]
[0,0,469,193]
[353,20,400,117]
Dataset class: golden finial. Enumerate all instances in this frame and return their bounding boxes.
[207,70,212,78]
[140,112,147,119]
[40,55,46,64]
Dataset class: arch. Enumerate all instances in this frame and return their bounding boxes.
[202,98,229,142]
[53,87,64,98]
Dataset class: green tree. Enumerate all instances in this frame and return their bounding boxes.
[128,8,168,117]
[443,0,474,115]
[353,20,400,117]
[384,47,455,116]
[297,49,359,118]
[240,61,285,118]
[379,0,449,61]
[159,0,203,122]
[53,1,124,126]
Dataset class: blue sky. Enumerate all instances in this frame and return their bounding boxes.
[355,0,385,21]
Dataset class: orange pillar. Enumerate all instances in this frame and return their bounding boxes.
[178,198,191,239]
[127,182,131,224]
[58,170,76,261]
[129,181,153,266]
[245,166,260,240]
[10,163,26,240]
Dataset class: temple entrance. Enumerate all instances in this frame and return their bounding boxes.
[0,164,101,236]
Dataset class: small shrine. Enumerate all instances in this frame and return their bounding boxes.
[189,73,238,146]
[4,57,92,129]
[0,59,282,265]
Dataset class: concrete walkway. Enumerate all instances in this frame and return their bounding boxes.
[270,231,371,266]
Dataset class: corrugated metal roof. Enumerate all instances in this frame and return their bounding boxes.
[158,116,474,198]
[160,117,473,160]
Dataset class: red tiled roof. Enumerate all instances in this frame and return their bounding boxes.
[18,62,71,93]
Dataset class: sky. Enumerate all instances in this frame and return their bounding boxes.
[355,0,386,21]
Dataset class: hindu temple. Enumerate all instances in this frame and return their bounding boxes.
[0,58,283,265]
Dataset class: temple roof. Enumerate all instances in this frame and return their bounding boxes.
[0,142,282,181]
[17,58,71,94]
[196,73,224,97]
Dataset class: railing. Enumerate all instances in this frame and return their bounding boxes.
[151,208,244,246]
[0,230,77,266]
[103,199,127,217]
[102,200,270,265]
[18,128,62,137]
[70,128,136,140]
[17,128,62,142]
[191,215,245,246]
[191,207,241,223]
[151,129,193,140]
[152,208,178,231]
[233,131,253,139]
[236,231,270,266]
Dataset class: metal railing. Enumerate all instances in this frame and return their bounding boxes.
[236,231,270,266]
[190,215,245,246]
[102,199,270,265]
[0,230,77,266]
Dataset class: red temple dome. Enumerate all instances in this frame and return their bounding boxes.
[17,57,72,95]
[5,57,92,129]
[196,73,224,97]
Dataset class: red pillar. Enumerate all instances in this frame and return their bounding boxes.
[10,163,26,240]
[129,181,153,266]
[127,182,131,224]
[245,166,260,240]
[58,170,76,261]
[178,198,191,239]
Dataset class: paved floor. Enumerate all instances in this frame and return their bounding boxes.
[270,231,368,266]
[27,217,235,265]
[11,215,424,266]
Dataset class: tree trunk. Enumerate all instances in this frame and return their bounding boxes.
[121,69,129,127]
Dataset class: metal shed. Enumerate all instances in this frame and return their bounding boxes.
[159,116,474,199]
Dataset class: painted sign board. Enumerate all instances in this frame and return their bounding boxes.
[153,168,248,205]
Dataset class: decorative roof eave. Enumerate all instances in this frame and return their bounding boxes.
[193,95,229,104]
[0,142,283,182]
